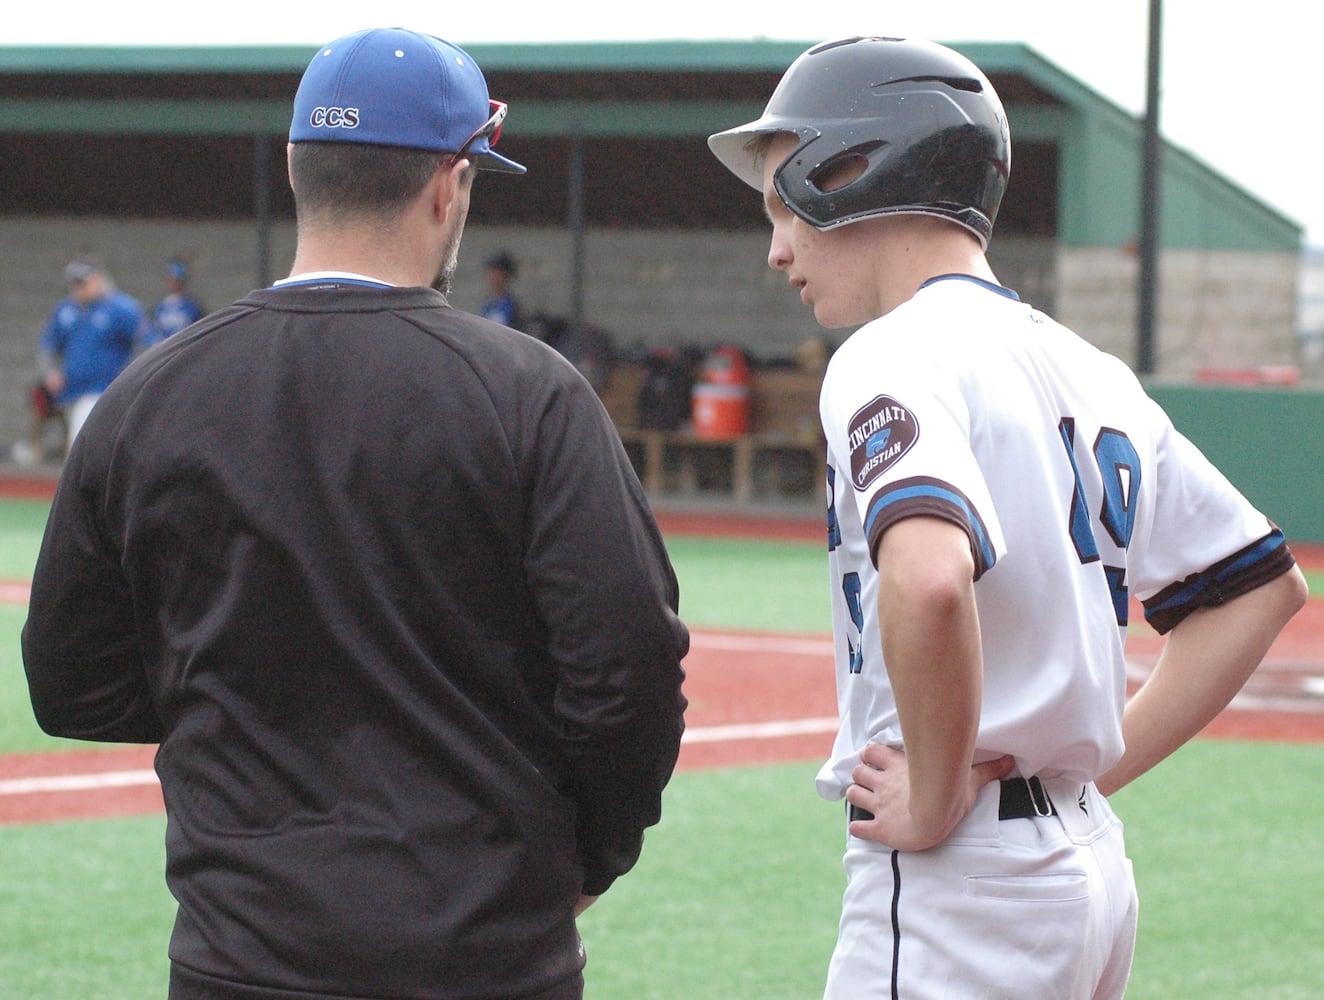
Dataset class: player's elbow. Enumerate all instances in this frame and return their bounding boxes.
[1274,564,1310,624]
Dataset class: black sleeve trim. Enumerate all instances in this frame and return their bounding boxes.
[862,476,997,580]
[1142,528,1297,635]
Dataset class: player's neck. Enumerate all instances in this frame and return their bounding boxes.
[289,230,436,290]
[875,222,998,317]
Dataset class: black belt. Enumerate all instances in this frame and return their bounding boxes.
[848,776,1057,825]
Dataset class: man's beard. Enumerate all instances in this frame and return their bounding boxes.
[431,218,464,296]
[431,257,457,296]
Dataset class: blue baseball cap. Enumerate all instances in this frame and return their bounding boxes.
[63,257,101,285]
[289,27,526,174]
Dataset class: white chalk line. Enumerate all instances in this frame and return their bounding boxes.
[5,644,1321,799]
[0,717,841,798]
[0,769,159,796]
[687,631,835,656]
[680,717,839,744]
[0,629,834,798]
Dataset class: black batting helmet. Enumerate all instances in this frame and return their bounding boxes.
[708,36,1011,246]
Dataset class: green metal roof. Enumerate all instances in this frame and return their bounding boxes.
[0,39,808,73]
[0,39,1301,249]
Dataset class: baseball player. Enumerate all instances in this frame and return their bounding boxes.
[37,256,143,448]
[23,28,688,1000]
[709,36,1307,998]
[140,257,206,349]
[480,249,523,328]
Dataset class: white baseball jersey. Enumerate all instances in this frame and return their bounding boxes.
[816,275,1290,799]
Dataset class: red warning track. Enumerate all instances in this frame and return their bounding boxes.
[2,499,1321,827]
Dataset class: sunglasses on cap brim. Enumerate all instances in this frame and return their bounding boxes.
[450,100,507,165]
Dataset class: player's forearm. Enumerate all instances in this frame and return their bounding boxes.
[877,519,983,839]
[885,600,983,837]
[1097,565,1308,796]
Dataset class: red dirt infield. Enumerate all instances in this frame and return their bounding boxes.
[2,491,1321,827]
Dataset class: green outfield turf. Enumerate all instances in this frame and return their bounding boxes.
[0,605,55,754]
[1,745,1322,999]
[3,498,1323,997]
[0,814,174,997]
[663,534,829,634]
[0,498,48,579]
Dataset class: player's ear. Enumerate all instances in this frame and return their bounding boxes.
[433,158,472,224]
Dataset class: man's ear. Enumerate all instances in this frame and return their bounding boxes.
[433,158,472,223]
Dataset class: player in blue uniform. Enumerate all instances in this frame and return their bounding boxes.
[141,258,205,349]
[710,36,1308,999]
[38,257,143,449]
[479,249,522,328]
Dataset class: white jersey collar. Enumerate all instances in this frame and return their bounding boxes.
[273,271,396,289]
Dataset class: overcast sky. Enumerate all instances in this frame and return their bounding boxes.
[10,0,1323,247]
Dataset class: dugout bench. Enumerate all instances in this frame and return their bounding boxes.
[595,362,825,503]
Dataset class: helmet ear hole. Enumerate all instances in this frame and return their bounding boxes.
[807,144,882,194]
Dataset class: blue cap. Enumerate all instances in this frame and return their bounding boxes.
[64,257,102,284]
[289,27,526,174]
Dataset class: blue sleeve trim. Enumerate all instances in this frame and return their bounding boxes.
[1141,528,1297,635]
[863,476,997,579]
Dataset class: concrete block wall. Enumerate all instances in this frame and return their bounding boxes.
[1054,245,1302,375]
[457,226,819,361]
[0,216,1308,454]
[1159,250,1300,372]
[0,216,298,456]
[0,218,824,453]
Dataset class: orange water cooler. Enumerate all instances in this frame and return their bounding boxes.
[691,346,751,438]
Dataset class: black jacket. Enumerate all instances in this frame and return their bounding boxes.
[23,284,689,999]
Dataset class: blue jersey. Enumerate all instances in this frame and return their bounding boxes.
[40,290,143,402]
[142,292,206,349]
[480,292,520,329]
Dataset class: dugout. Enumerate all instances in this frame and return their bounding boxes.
[0,39,1306,454]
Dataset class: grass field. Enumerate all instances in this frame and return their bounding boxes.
[0,498,49,579]
[2,747,1322,998]
[3,497,1323,997]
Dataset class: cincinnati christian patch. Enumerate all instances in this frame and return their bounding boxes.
[847,395,919,491]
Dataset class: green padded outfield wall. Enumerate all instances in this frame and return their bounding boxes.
[1145,384,1324,544]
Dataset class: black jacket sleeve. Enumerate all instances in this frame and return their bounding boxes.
[22,436,163,743]
[519,360,688,896]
